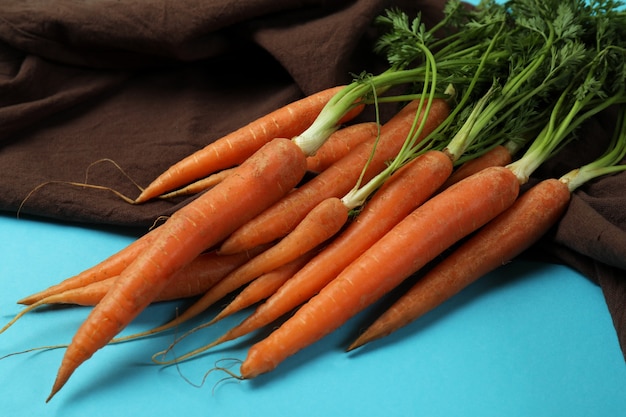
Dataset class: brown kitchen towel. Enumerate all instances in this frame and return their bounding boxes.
[0,0,624,358]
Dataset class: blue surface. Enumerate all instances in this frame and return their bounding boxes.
[1,212,625,416]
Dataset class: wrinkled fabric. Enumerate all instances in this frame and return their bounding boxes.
[0,0,624,358]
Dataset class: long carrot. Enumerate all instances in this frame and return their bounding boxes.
[349,103,626,350]
[347,177,571,350]
[238,165,520,379]
[118,196,349,346]
[17,230,158,305]
[134,86,362,203]
[159,167,238,200]
[208,251,318,325]
[207,149,454,350]
[157,122,379,199]
[218,98,450,255]
[438,143,515,190]
[46,137,308,401]
[151,250,318,365]
[0,247,266,336]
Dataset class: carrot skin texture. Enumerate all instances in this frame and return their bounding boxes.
[26,248,264,310]
[212,150,454,347]
[349,178,571,349]
[439,144,513,190]
[239,166,520,379]
[159,167,238,199]
[18,231,157,305]
[219,98,450,255]
[47,137,308,401]
[306,122,379,173]
[210,250,317,325]
[135,86,360,203]
[159,122,378,199]
[148,196,349,333]
[4,249,264,337]
[155,248,266,301]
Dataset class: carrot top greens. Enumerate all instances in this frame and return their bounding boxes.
[299,0,626,209]
[506,0,626,183]
[561,105,626,191]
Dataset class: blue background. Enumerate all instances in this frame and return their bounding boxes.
[1,212,625,416]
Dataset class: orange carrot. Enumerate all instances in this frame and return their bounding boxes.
[156,122,379,199]
[154,248,267,301]
[364,104,618,358]
[219,98,450,255]
[158,167,238,199]
[21,247,264,310]
[46,137,308,401]
[135,86,362,203]
[126,196,350,345]
[6,254,232,336]
[306,122,379,173]
[151,250,318,365]
[209,149,454,349]
[1,247,268,338]
[347,177,571,350]
[209,250,317,325]
[18,231,158,305]
[439,144,514,190]
[165,249,265,298]
[239,166,520,379]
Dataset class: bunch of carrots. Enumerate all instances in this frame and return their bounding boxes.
[2,0,626,401]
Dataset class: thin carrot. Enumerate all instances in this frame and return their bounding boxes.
[306,122,380,173]
[124,196,350,347]
[207,149,454,350]
[218,98,450,255]
[238,165,520,379]
[347,177,571,350]
[0,247,266,336]
[151,250,318,365]
[156,122,379,199]
[153,248,267,301]
[17,230,158,305]
[158,167,238,199]
[438,142,516,190]
[135,86,362,203]
[46,137,308,401]
[349,103,626,350]
[209,251,317,325]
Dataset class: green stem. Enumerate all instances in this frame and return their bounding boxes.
[341,45,440,210]
[561,105,626,191]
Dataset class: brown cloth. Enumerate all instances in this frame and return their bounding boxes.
[1,0,624,359]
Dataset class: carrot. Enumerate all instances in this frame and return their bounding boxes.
[6,249,239,335]
[438,143,515,190]
[158,167,238,199]
[349,102,626,350]
[306,122,380,173]
[208,251,317,325]
[156,122,379,199]
[208,149,454,349]
[218,98,450,255]
[134,86,362,203]
[17,230,158,305]
[19,246,264,312]
[153,248,267,301]
[46,137,308,401]
[151,250,318,365]
[347,177,571,350]
[123,196,350,346]
[238,165,520,379]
